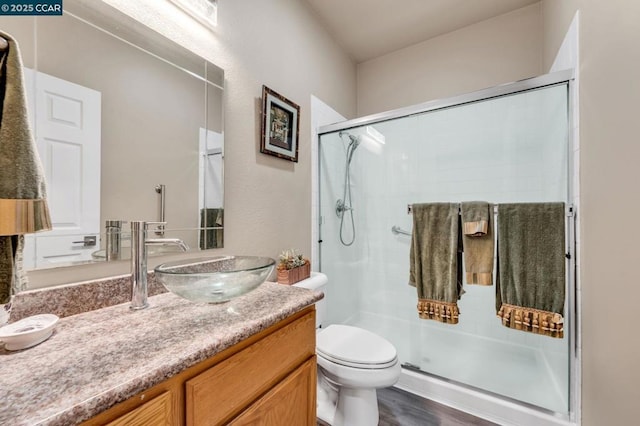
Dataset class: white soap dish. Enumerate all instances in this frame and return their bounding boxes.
[0,314,59,351]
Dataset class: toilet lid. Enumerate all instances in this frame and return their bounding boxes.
[317,325,397,368]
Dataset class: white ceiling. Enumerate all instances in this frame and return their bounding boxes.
[305,0,540,63]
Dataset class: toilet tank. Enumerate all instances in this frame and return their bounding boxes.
[292,272,327,329]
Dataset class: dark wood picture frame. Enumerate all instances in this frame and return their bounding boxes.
[260,85,300,162]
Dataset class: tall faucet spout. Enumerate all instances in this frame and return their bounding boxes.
[145,238,189,252]
[130,221,188,310]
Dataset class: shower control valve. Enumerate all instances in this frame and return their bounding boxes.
[335,199,353,217]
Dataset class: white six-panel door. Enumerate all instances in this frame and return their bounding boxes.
[23,69,101,268]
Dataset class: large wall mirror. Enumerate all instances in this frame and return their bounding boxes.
[0,0,224,273]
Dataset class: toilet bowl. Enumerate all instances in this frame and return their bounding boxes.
[293,273,401,426]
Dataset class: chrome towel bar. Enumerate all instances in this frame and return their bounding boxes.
[407,203,574,217]
[391,225,411,236]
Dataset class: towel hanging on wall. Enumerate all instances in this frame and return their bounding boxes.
[461,201,494,285]
[496,202,566,338]
[0,31,51,306]
[409,203,463,324]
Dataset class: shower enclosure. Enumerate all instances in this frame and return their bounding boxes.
[318,71,576,421]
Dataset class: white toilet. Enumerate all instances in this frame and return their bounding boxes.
[293,273,401,426]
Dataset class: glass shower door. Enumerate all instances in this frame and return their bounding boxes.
[319,83,571,414]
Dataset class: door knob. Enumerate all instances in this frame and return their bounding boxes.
[72,236,97,247]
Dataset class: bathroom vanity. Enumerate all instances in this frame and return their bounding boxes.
[0,281,321,425]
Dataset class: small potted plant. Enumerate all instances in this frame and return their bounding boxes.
[277,249,310,285]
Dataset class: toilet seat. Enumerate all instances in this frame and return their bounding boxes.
[317,324,397,369]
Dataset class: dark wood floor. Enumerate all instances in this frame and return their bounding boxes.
[318,387,497,426]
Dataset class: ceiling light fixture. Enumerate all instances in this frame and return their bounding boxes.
[169,0,217,28]
[366,126,385,145]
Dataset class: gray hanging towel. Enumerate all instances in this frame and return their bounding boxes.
[0,31,51,304]
[409,203,463,324]
[496,202,565,338]
[461,201,494,285]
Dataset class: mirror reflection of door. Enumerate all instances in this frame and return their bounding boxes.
[23,69,101,269]
[198,128,223,249]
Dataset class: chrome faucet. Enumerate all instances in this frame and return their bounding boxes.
[130,221,189,310]
[105,220,124,261]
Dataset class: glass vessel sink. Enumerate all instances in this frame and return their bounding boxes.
[154,256,275,303]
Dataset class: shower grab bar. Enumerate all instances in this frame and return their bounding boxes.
[391,225,411,236]
[407,203,574,217]
[155,184,166,236]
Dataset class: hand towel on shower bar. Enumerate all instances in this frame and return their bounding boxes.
[495,202,565,338]
[409,203,463,324]
[461,201,494,285]
[0,31,51,304]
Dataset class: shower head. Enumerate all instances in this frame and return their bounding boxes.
[348,134,361,149]
[339,131,361,150]
[336,131,360,246]
[340,131,361,165]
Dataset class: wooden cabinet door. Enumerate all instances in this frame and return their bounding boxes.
[186,312,315,426]
[105,391,173,426]
[229,358,316,426]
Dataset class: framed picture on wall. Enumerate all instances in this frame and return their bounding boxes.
[260,85,300,162]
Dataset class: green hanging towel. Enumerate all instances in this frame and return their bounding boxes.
[496,202,566,338]
[409,203,463,324]
[0,31,51,304]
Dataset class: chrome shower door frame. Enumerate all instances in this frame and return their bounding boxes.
[317,68,579,423]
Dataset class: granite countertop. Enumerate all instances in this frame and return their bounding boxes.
[0,282,322,425]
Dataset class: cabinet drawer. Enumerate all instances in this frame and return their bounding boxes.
[186,310,315,426]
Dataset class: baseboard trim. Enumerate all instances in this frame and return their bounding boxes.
[396,369,573,426]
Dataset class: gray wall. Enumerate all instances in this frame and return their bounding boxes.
[542,0,640,424]
[356,4,543,116]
